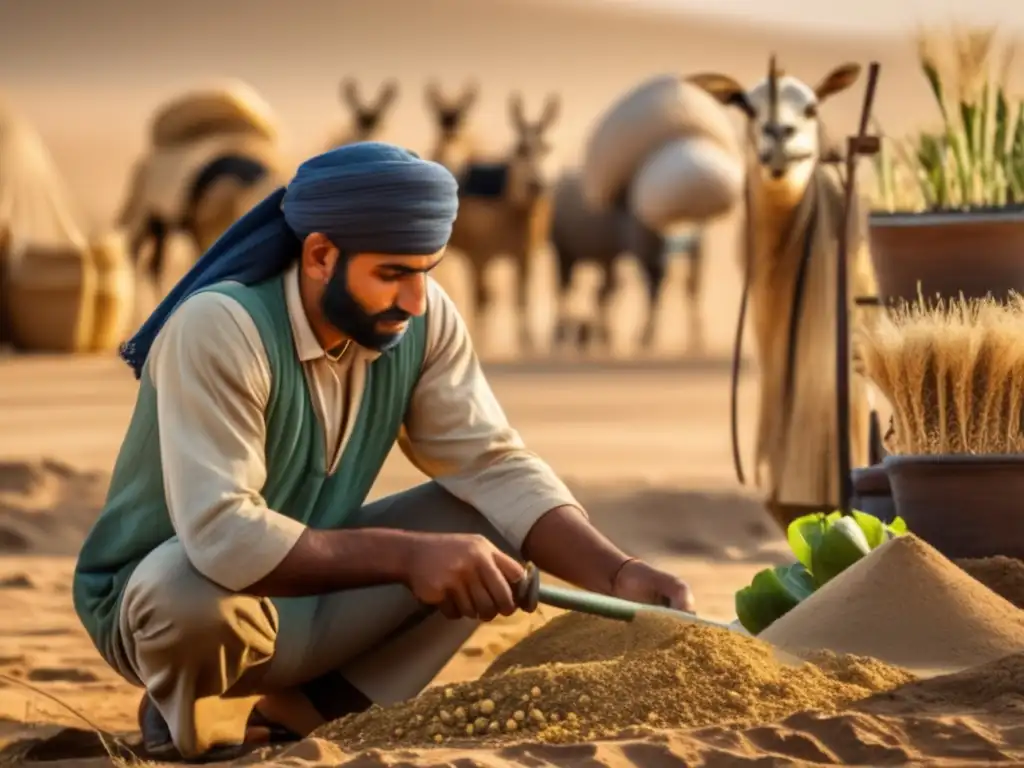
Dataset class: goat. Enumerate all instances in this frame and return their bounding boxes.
[327,78,399,148]
[446,92,559,353]
[424,80,479,173]
[689,58,879,531]
[549,170,706,354]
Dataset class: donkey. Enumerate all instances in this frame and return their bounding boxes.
[424,80,479,173]
[328,78,399,148]
[446,92,560,352]
[549,171,706,354]
[688,58,879,531]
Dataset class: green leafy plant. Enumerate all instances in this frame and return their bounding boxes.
[735,510,907,635]
[871,26,1024,213]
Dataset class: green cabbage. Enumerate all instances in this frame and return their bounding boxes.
[735,510,907,634]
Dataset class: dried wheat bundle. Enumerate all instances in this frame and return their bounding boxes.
[854,294,1024,454]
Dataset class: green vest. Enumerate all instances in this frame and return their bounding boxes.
[72,274,427,665]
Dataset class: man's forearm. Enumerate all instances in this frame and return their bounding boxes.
[521,505,631,594]
[244,527,418,597]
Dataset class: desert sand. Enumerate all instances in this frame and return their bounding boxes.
[5,360,1024,767]
[2,0,1023,765]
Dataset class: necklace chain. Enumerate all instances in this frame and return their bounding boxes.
[326,339,352,362]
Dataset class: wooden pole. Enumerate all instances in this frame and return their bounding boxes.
[836,63,882,515]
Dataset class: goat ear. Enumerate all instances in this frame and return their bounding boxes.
[687,73,755,119]
[425,80,443,111]
[538,94,561,132]
[459,81,479,112]
[341,78,361,110]
[814,63,861,102]
[377,79,399,112]
[509,92,526,131]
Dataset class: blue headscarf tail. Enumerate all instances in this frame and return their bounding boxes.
[120,142,459,379]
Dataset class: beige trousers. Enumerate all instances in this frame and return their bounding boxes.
[111,482,520,758]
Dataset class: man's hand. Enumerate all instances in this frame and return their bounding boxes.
[611,559,696,613]
[405,533,526,621]
[521,505,699,612]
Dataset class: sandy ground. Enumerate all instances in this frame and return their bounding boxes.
[0,342,788,756]
[0,1,1020,764]
[0,346,1019,767]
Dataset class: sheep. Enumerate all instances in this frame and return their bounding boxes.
[688,57,879,531]
[446,92,559,353]
[424,80,480,173]
[326,77,399,148]
[549,170,706,354]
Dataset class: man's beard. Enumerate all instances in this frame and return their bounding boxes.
[321,260,412,352]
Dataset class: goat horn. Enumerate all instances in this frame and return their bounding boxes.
[767,55,781,128]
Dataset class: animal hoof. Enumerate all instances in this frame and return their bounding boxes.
[575,324,590,349]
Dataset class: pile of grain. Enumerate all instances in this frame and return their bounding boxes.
[761,535,1024,672]
[317,614,913,750]
[958,556,1024,610]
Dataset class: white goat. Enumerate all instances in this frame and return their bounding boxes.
[689,58,879,530]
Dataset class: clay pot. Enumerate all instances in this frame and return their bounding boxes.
[849,464,896,523]
[5,242,97,353]
[884,454,1024,559]
[869,208,1024,305]
[88,231,135,352]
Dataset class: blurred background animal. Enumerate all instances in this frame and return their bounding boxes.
[116,81,291,294]
[327,77,399,148]
[689,57,879,531]
[562,74,746,357]
[447,92,560,353]
[424,80,480,173]
[549,171,706,355]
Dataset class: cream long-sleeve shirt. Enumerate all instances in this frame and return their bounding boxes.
[146,263,581,591]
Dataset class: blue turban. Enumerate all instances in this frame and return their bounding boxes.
[120,142,459,379]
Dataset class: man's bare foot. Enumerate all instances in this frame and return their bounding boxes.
[253,689,327,738]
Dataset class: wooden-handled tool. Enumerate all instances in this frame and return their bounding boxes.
[514,563,748,634]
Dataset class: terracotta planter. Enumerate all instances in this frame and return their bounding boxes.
[869,207,1024,305]
[849,464,896,523]
[884,454,1024,559]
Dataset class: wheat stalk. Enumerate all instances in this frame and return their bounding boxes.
[854,294,1024,453]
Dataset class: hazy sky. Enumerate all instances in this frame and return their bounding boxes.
[0,0,955,226]
[606,0,1024,33]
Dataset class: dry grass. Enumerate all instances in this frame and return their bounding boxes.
[0,673,144,766]
[854,295,1024,454]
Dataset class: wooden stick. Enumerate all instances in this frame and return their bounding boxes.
[836,63,882,516]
